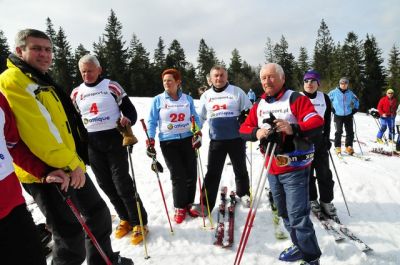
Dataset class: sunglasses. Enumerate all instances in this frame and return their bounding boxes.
[304,79,317,84]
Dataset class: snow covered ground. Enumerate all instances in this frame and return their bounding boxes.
[27,97,400,265]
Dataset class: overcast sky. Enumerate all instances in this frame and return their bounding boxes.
[1,0,399,68]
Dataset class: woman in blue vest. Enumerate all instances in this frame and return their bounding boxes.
[146,68,202,224]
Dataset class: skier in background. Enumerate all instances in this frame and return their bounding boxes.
[301,70,336,218]
[376,88,397,144]
[247,88,256,104]
[328,77,359,155]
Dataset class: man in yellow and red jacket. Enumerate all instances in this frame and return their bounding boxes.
[0,29,133,265]
[239,63,323,265]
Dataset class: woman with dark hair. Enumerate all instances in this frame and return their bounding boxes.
[146,68,202,224]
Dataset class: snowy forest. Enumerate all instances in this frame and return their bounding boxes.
[1,9,400,111]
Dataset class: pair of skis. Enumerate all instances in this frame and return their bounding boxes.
[335,152,371,163]
[266,188,288,240]
[370,147,400,157]
[312,210,373,253]
[214,186,237,248]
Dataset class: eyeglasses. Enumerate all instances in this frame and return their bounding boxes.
[304,79,317,84]
[387,92,394,94]
[340,82,349,85]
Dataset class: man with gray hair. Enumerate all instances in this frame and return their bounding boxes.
[240,63,323,265]
[71,54,148,245]
[0,28,133,265]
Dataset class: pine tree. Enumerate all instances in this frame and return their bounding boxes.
[274,36,296,89]
[387,45,400,98]
[331,42,344,87]
[264,37,275,63]
[197,39,218,84]
[45,18,57,44]
[153,37,166,70]
[52,27,75,94]
[182,63,200,97]
[72,44,89,87]
[101,9,128,88]
[127,34,152,96]
[313,19,335,88]
[362,34,386,111]
[166,39,187,71]
[0,30,10,73]
[93,36,107,76]
[45,18,57,74]
[241,61,260,93]
[228,48,243,85]
[297,47,310,73]
[152,36,166,91]
[295,47,310,90]
[341,32,364,96]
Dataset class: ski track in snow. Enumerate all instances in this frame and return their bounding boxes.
[23,98,400,265]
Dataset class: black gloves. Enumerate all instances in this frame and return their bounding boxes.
[351,108,358,115]
[259,112,282,154]
[369,109,380,119]
[146,138,156,157]
[238,109,250,125]
[151,161,164,173]
[259,130,282,154]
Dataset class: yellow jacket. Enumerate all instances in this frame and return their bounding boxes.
[0,58,86,183]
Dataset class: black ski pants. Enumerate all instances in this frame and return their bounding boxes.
[0,203,46,265]
[201,138,250,211]
[309,148,334,203]
[88,129,148,226]
[334,114,354,148]
[23,177,118,265]
[160,136,197,208]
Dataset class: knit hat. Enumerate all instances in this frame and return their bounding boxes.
[303,70,321,85]
[387,88,394,94]
[339,77,349,84]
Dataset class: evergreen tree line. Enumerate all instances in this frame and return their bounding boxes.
[1,10,400,111]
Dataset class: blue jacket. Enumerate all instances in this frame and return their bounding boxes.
[147,90,201,141]
[328,87,359,116]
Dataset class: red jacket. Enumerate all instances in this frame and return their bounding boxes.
[0,93,49,219]
[239,88,323,175]
[377,96,397,117]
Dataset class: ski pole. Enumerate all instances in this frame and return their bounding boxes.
[196,149,214,229]
[249,141,253,205]
[234,142,276,265]
[190,115,214,229]
[55,185,112,265]
[127,145,150,259]
[328,150,351,216]
[196,156,206,228]
[352,116,364,155]
[140,119,174,234]
[372,116,388,144]
[190,115,206,228]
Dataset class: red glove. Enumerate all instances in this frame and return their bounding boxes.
[192,131,202,149]
[146,138,156,157]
